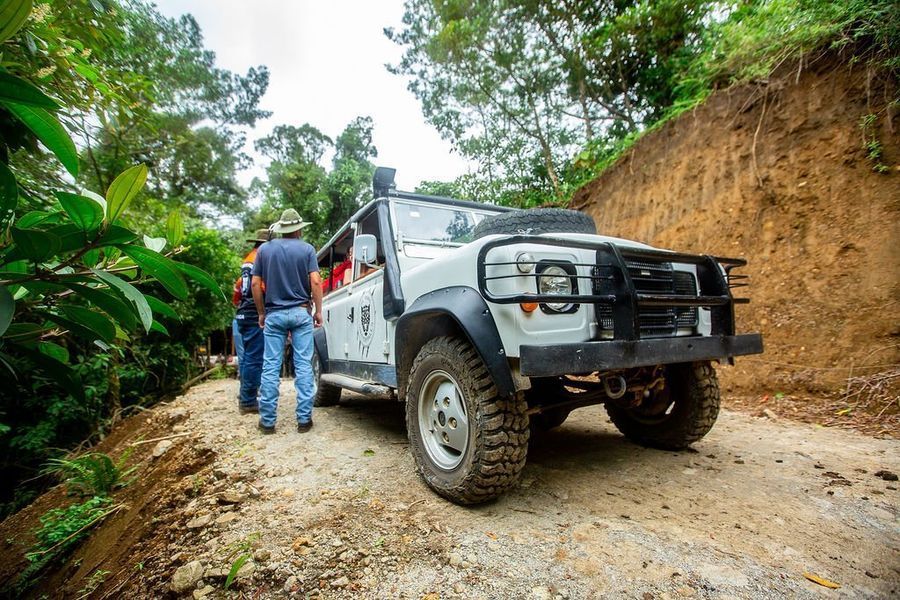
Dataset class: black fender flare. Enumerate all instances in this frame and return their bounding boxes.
[313,328,329,372]
[394,286,515,398]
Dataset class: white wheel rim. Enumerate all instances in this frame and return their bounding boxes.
[418,370,469,470]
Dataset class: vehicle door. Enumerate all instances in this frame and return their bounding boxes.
[345,210,391,367]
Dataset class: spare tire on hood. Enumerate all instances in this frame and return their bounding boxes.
[473,208,596,239]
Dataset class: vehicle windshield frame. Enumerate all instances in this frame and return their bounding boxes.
[391,199,504,247]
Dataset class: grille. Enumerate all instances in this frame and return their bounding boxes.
[594,261,699,337]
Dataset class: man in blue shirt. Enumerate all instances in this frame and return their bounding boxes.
[251,209,323,434]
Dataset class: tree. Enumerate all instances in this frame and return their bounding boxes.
[386,0,714,204]
[247,117,377,249]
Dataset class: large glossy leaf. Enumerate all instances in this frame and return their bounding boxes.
[175,262,224,298]
[0,72,60,109]
[47,223,89,254]
[38,341,69,364]
[106,164,147,222]
[63,282,138,331]
[0,283,12,336]
[145,295,180,320]
[2,322,44,341]
[142,235,166,252]
[119,244,188,300]
[1,102,78,176]
[10,227,61,262]
[16,210,59,228]
[96,224,137,246]
[0,0,33,43]
[91,269,152,332]
[56,192,104,231]
[14,345,83,400]
[0,161,16,229]
[55,305,116,344]
[166,210,184,246]
[150,320,169,335]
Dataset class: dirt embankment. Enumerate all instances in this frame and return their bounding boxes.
[571,53,899,406]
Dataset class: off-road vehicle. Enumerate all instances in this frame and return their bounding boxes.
[313,167,762,505]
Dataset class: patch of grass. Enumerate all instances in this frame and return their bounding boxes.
[43,450,138,497]
[7,497,123,597]
[76,568,110,599]
[859,113,890,173]
[569,0,899,194]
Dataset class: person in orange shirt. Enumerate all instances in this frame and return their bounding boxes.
[233,228,270,414]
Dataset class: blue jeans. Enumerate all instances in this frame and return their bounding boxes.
[237,318,264,408]
[232,318,244,367]
[258,306,314,427]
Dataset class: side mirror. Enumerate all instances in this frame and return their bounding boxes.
[353,234,377,265]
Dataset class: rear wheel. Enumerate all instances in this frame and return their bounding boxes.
[406,336,529,504]
[605,361,720,450]
[312,349,341,407]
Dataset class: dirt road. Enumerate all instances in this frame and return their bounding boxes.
[104,378,894,600]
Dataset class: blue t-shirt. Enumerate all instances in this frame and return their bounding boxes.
[251,238,319,311]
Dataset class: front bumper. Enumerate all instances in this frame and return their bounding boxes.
[519,333,763,377]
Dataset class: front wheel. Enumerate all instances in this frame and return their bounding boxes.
[406,337,529,504]
[605,361,720,450]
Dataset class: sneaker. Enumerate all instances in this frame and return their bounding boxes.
[297,421,313,433]
[239,405,259,415]
[258,423,276,435]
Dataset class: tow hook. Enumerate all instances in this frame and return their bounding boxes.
[603,375,628,400]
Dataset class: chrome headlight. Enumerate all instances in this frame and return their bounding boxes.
[537,264,574,312]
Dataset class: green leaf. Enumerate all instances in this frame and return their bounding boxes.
[0,161,16,229]
[149,320,169,335]
[106,164,147,223]
[145,295,180,320]
[56,192,104,231]
[0,283,12,336]
[165,210,184,246]
[91,270,152,332]
[10,227,61,262]
[175,262,224,298]
[2,322,44,340]
[38,341,69,363]
[96,224,137,246]
[13,344,83,400]
[59,304,116,343]
[40,309,115,342]
[0,72,60,109]
[63,283,138,331]
[47,223,89,254]
[224,554,250,590]
[119,245,188,300]
[142,235,166,252]
[1,102,78,176]
[81,248,102,268]
[16,210,59,228]
[0,0,33,43]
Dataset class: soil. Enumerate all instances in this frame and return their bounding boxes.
[1,378,897,599]
[571,52,899,428]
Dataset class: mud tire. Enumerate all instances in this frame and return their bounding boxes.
[472,208,596,239]
[312,349,341,407]
[406,336,530,505]
[605,362,720,450]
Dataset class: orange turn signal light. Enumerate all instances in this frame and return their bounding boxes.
[520,301,538,313]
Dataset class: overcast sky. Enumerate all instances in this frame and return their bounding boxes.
[153,0,471,192]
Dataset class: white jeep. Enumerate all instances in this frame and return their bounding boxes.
[313,167,762,505]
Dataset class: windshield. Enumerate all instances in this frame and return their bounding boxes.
[394,201,498,244]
